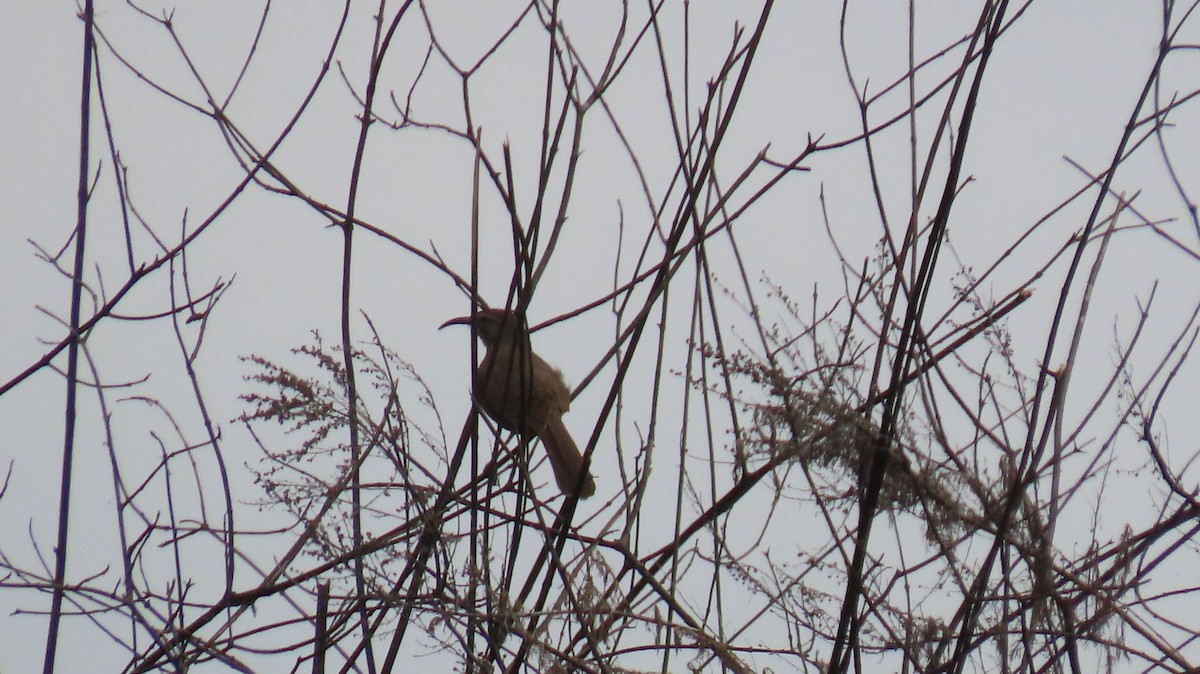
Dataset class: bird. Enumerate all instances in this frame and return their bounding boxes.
[440,308,596,498]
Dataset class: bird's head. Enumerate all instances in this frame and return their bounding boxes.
[439,308,527,348]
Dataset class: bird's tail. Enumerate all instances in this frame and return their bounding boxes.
[539,416,596,498]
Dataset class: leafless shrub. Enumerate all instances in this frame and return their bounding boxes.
[4,1,1200,673]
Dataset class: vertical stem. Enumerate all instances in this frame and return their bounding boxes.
[339,3,415,670]
[313,582,330,674]
[44,1,95,672]
[340,0,384,666]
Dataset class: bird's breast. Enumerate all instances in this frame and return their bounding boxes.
[473,346,570,436]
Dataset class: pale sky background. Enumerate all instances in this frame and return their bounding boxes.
[2,1,1199,672]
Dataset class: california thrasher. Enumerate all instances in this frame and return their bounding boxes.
[441,308,596,498]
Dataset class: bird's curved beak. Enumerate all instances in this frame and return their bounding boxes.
[439,315,472,330]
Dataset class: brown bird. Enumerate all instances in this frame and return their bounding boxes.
[441,308,596,498]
